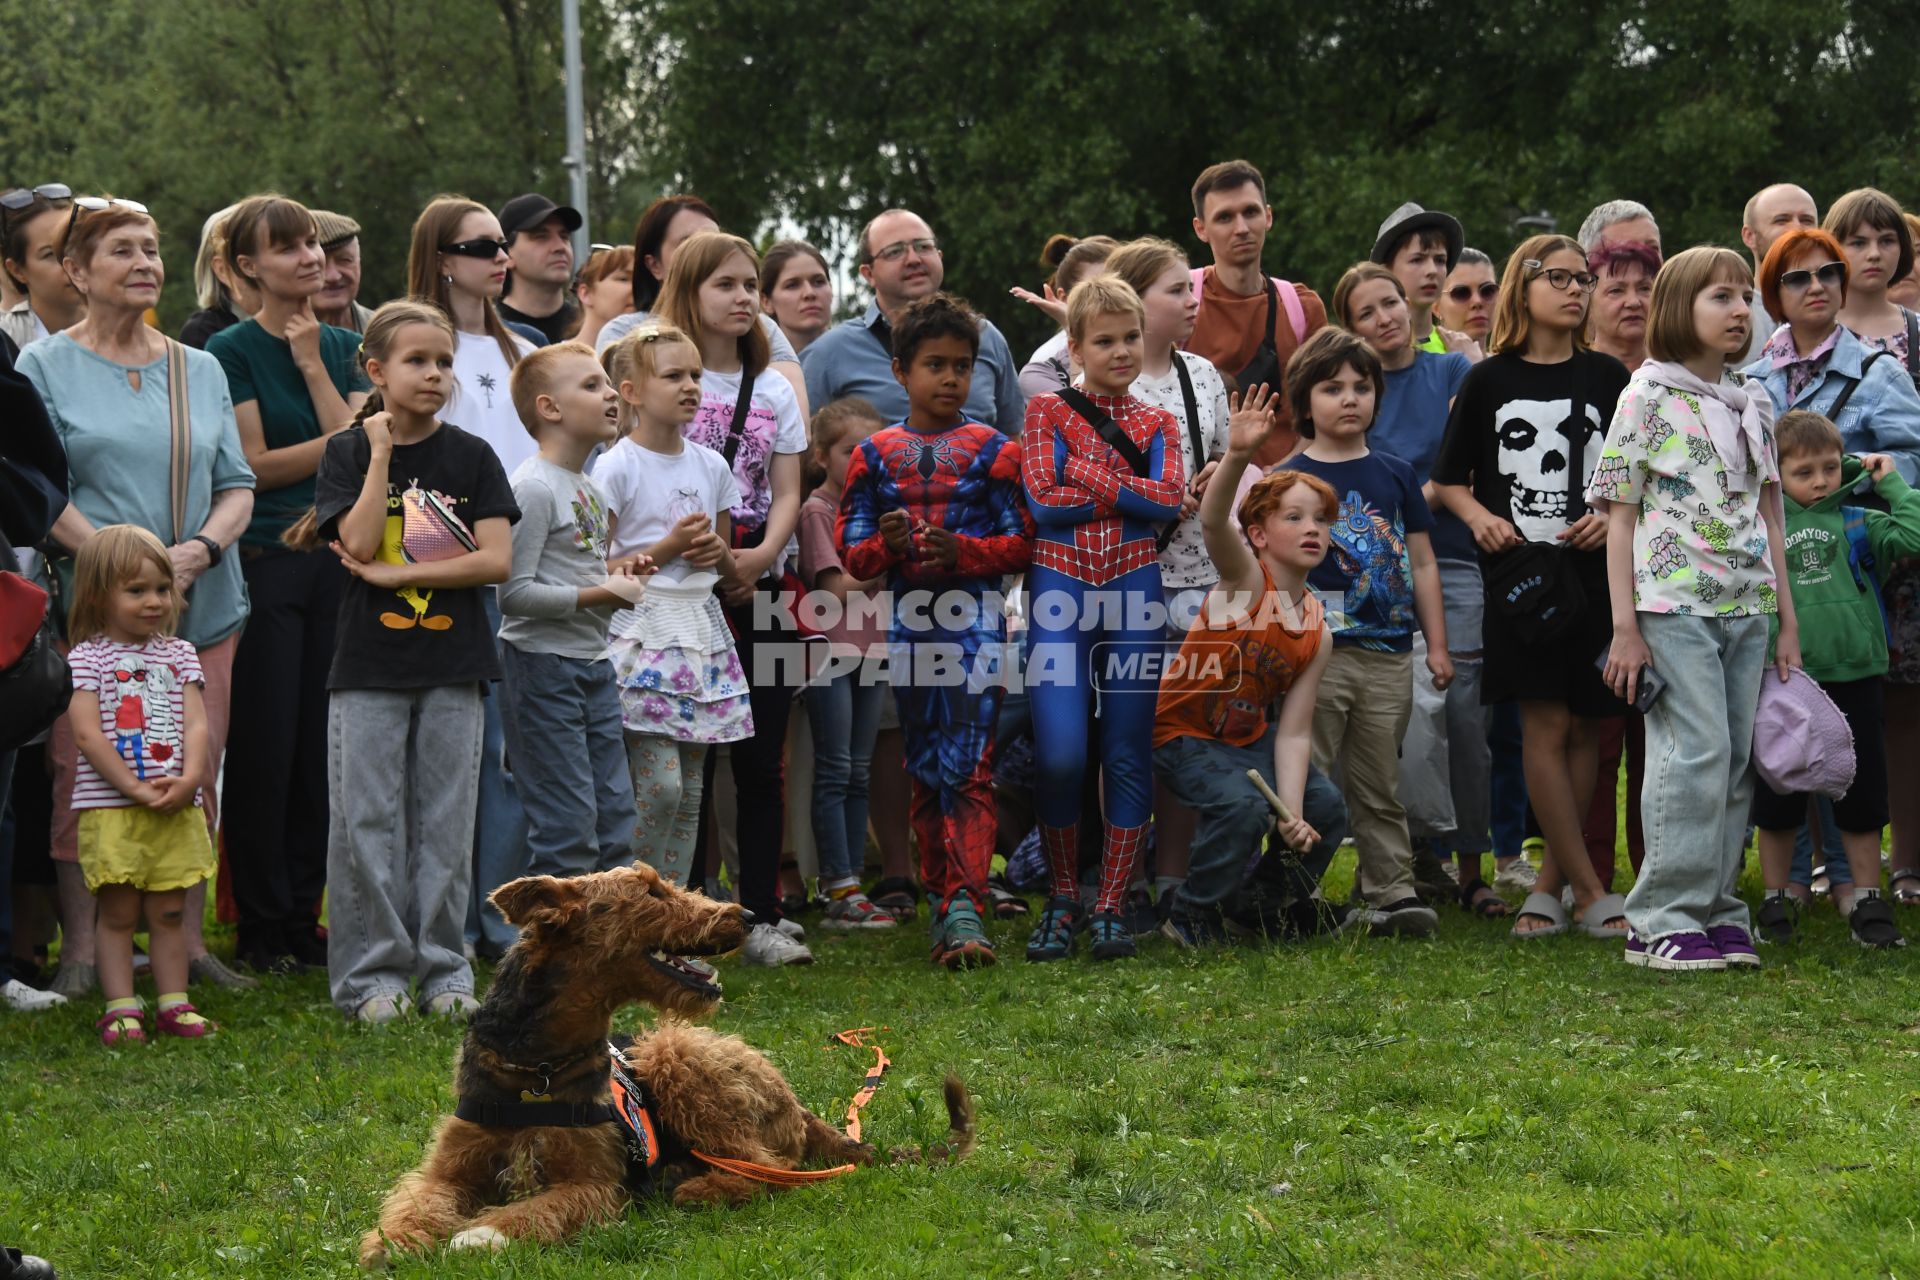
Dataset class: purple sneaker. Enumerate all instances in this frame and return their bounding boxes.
[1627,931,1727,971]
[1705,925,1761,968]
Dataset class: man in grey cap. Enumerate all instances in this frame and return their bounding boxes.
[311,210,372,333]
[1371,201,1471,354]
[497,192,583,345]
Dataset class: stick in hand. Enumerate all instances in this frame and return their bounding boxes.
[1245,769,1297,824]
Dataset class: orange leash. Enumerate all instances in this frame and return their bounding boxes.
[689,1026,891,1185]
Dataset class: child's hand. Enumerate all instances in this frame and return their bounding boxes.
[730,543,773,584]
[1226,386,1279,459]
[330,540,410,588]
[1276,812,1321,854]
[1863,453,1896,483]
[879,510,914,556]
[1191,458,1221,498]
[917,523,960,569]
[611,551,657,579]
[1558,511,1608,551]
[1009,282,1068,327]
[145,774,197,815]
[685,531,729,571]
[1426,647,1455,692]
[1604,624,1653,705]
[660,513,710,561]
[1775,619,1802,683]
[1469,510,1524,553]
[362,411,394,457]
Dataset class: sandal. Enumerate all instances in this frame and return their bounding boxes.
[869,876,920,920]
[1510,891,1569,939]
[155,1001,216,1038]
[1086,910,1136,961]
[1025,894,1084,962]
[1756,893,1799,945]
[96,1006,148,1047]
[1890,869,1920,906]
[987,874,1029,918]
[1577,892,1631,939]
[1810,864,1833,898]
[1459,877,1510,918]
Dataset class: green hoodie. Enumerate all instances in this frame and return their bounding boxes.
[1773,457,1920,682]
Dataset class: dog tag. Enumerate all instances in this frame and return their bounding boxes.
[520,1090,553,1103]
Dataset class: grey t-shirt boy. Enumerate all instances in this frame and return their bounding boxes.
[497,455,618,660]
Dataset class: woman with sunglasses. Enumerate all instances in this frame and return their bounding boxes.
[1432,235,1633,942]
[1,185,85,349]
[18,195,257,996]
[570,243,634,350]
[402,195,534,960]
[1434,248,1497,353]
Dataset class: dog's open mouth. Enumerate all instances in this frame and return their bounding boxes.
[646,949,724,998]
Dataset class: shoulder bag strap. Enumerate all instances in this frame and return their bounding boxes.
[1172,350,1205,475]
[1272,278,1307,343]
[1561,355,1587,523]
[164,338,191,546]
[720,346,756,467]
[1259,279,1279,358]
[1058,387,1150,477]
[1905,308,1919,379]
[1827,349,1892,422]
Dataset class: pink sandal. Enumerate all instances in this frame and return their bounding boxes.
[96,1007,148,1047]
[155,1002,215,1039]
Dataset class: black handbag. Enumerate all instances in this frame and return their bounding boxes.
[0,527,73,753]
[1485,357,1591,643]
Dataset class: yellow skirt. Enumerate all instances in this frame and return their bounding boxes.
[77,806,215,894]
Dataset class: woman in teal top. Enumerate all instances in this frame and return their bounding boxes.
[18,197,256,997]
[205,194,369,975]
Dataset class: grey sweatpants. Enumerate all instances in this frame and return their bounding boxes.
[326,684,483,1015]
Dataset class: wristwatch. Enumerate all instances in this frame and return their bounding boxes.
[192,534,224,567]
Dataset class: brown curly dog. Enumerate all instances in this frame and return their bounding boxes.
[360,863,973,1266]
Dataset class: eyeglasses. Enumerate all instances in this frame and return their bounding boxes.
[65,196,150,241]
[587,242,615,257]
[440,237,511,259]
[871,238,939,264]
[1523,261,1598,293]
[0,183,71,211]
[1447,282,1499,304]
[1779,261,1847,292]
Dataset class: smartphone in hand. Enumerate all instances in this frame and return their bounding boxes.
[1596,644,1666,712]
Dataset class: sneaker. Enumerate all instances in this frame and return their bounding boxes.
[931,895,996,969]
[1123,887,1159,938]
[742,921,814,966]
[774,917,807,942]
[1705,925,1762,968]
[1625,932,1727,971]
[353,993,408,1024]
[821,892,897,931]
[1848,893,1907,949]
[188,954,259,990]
[1086,910,1136,961]
[1025,895,1083,962]
[1493,858,1538,894]
[1363,897,1440,938]
[1159,912,1231,948]
[1755,894,1799,946]
[48,963,97,999]
[1409,848,1456,903]
[423,991,482,1018]
[1,978,67,1012]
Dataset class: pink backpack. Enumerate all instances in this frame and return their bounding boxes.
[1190,268,1307,342]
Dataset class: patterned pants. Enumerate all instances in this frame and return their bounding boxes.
[626,733,709,886]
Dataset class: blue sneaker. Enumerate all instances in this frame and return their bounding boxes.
[1025,895,1083,962]
[1087,910,1136,961]
[931,894,996,969]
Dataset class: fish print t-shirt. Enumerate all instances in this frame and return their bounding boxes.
[1280,450,1433,651]
[68,636,205,809]
[313,422,520,690]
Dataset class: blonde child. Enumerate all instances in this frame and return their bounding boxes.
[311,300,518,1022]
[797,397,895,928]
[1589,246,1798,971]
[594,325,755,901]
[66,525,218,1045]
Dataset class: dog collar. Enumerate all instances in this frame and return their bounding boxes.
[453,1097,618,1128]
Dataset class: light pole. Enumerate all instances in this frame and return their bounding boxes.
[562,0,589,260]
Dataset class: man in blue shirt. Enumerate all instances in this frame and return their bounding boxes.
[801,209,1025,433]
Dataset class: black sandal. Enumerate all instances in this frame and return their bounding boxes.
[987,874,1030,918]
[1459,877,1509,918]
[869,876,920,920]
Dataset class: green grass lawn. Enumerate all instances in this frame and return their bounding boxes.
[4,852,1919,1279]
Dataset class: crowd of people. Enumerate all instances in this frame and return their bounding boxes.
[4,159,1919,1042]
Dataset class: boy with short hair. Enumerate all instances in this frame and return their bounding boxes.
[497,341,651,884]
[838,293,1034,968]
[1278,328,1451,936]
[1754,409,1920,947]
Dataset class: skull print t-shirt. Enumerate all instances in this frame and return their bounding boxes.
[1432,349,1631,546]
[68,635,205,810]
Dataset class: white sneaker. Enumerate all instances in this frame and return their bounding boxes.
[742,922,813,966]
[1,977,67,1011]
[774,917,806,941]
[1493,859,1538,893]
[423,991,482,1018]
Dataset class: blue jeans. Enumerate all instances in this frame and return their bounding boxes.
[1789,796,1850,888]
[1155,729,1348,924]
[1628,613,1767,941]
[1487,702,1527,860]
[498,644,635,879]
[466,594,529,954]
[807,663,885,883]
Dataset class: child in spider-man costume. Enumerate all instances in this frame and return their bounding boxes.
[1021,276,1186,962]
[838,293,1034,968]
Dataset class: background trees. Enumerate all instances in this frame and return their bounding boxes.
[4,0,1915,351]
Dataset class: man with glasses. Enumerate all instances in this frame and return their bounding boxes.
[310,210,372,334]
[496,192,583,346]
[1738,184,1819,362]
[800,209,1024,432]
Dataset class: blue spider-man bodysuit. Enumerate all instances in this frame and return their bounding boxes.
[1021,389,1185,948]
[839,420,1032,919]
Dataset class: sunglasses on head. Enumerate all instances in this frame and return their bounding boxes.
[65,196,150,240]
[0,183,71,211]
[440,237,511,259]
[1447,281,1499,303]
[1779,261,1847,292]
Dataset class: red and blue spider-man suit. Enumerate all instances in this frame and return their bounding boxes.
[838,419,1033,915]
[1021,390,1185,920]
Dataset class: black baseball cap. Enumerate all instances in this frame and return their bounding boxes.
[497,193,583,241]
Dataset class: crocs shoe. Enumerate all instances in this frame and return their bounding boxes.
[96,1006,147,1046]
[1025,895,1083,962]
[1086,911,1136,961]
[932,894,996,969]
[155,1001,215,1038]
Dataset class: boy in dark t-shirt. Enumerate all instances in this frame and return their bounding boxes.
[1276,329,1450,936]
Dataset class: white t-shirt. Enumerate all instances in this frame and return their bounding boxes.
[1110,351,1231,590]
[596,436,742,582]
[448,328,539,479]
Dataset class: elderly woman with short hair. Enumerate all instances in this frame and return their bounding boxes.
[18,196,256,995]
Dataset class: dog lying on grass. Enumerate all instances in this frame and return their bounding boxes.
[360,863,974,1265]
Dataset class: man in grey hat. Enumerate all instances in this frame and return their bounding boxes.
[311,210,372,333]
[1371,202,1472,355]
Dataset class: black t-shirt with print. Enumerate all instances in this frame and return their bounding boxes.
[1431,349,1631,546]
[497,296,580,347]
[314,422,520,691]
